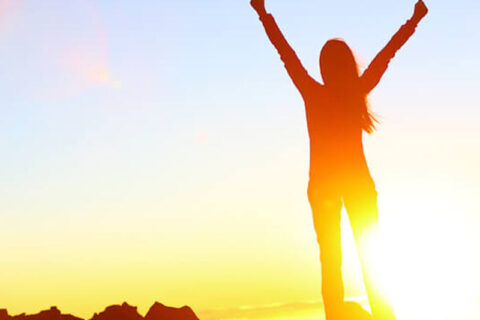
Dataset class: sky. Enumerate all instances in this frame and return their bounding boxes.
[0,0,480,319]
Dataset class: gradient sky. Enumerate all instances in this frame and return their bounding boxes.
[1,1,480,320]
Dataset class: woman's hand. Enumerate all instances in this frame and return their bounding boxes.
[413,0,428,20]
[250,0,266,15]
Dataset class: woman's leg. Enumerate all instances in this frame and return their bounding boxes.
[308,185,344,320]
[343,185,396,320]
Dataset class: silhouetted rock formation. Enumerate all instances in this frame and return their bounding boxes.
[0,302,199,320]
[0,307,82,320]
[90,303,143,320]
[145,302,198,320]
[0,309,10,320]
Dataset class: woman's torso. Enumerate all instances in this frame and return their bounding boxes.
[303,84,373,186]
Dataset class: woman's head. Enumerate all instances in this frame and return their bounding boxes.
[320,39,360,89]
[320,38,376,133]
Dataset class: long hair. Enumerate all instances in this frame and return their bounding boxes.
[320,39,377,133]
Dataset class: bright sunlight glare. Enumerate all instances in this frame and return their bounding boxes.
[374,189,480,320]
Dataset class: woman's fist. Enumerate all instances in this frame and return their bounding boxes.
[250,0,266,14]
[414,0,428,19]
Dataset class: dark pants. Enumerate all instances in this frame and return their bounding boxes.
[307,177,396,320]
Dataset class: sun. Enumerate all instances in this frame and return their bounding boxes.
[371,190,480,320]
[338,185,480,320]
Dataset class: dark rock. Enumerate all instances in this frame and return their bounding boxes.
[10,307,82,320]
[145,302,199,320]
[90,303,142,320]
[1,302,199,320]
[0,309,10,320]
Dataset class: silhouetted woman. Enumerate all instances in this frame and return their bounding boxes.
[251,1,428,319]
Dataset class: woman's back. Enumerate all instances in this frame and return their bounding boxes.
[303,84,371,181]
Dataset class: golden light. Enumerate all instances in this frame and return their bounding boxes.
[368,189,480,320]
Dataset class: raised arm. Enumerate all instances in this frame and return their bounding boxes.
[361,0,428,93]
[251,0,315,95]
